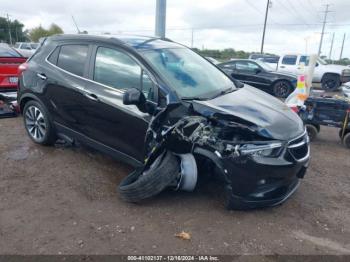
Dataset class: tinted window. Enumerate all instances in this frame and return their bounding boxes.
[57,45,88,76]
[94,47,142,91]
[299,55,310,66]
[221,62,235,70]
[47,47,60,65]
[282,55,297,65]
[0,46,21,57]
[235,61,259,71]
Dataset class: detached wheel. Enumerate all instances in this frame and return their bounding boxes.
[118,151,180,202]
[321,74,340,91]
[272,80,292,98]
[23,100,56,145]
[306,124,318,141]
[343,133,350,148]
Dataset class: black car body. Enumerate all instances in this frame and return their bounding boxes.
[218,59,297,98]
[18,34,309,209]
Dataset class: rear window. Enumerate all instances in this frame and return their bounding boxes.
[0,46,21,57]
[282,55,297,65]
[57,45,88,76]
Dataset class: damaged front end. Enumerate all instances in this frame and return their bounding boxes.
[134,95,310,209]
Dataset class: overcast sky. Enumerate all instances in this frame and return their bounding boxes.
[3,0,350,58]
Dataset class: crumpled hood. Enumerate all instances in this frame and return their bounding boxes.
[192,85,304,141]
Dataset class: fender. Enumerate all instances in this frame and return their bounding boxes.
[193,147,230,184]
[18,92,43,112]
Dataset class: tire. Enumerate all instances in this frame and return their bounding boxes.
[343,133,350,149]
[306,124,318,141]
[272,80,292,98]
[23,100,57,145]
[321,74,340,91]
[118,151,180,202]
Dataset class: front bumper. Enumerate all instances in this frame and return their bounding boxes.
[220,131,310,209]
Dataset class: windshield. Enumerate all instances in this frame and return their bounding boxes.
[142,48,235,100]
[255,60,274,71]
[0,46,22,57]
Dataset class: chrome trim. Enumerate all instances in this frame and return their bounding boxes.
[287,129,309,163]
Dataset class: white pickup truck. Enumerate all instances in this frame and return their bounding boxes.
[258,54,350,90]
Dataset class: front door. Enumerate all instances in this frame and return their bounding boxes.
[81,45,157,162]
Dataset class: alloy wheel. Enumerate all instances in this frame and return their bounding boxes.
[275,82,290,98]
[25,105,47,141]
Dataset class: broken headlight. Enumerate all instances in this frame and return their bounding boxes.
[239,142,283,157]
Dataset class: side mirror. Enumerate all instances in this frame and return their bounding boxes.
[316,63,319,67]
[255,68,262,74]
[123,88,145,106]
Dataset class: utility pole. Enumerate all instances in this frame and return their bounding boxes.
[6,13,12,45]
[339,33,346,60]
[318,4,331,56]
[155,0,166,38]
[328,32,334,61]
[260,0,270,53]
[191,28,194,48]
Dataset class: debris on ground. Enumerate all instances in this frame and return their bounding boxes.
[175,231,191,240]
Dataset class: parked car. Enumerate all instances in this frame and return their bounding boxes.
[0,44,27,92]
[18,34,309,209]
[268,54,350,90]
[218,59,297,98]
[14,42,39,58]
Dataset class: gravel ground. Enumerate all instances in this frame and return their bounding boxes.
[0,117,349,255]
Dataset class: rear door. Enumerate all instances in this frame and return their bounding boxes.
[81,44,156,162]
[278,55,298,74]
[42,43,92,134]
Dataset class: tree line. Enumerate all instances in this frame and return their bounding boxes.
[0,16,64,44]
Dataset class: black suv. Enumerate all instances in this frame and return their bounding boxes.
[18,34,310,209]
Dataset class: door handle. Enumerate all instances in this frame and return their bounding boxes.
[36,73,47,80]
[280,66,285,68]
[84,93,99,102]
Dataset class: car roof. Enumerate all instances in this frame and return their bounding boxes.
[49,34,183,50]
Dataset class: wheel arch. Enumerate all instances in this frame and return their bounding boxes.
[321,72,341,82]
[19,93,42,113]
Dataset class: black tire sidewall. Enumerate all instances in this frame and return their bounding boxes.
[23,100,56,145]
[273,80,291,98]
[306,124,318,141]
[322,75,340,90]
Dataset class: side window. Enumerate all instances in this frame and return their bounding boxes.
[47,46,60,65]
[94,47,142,91]
[299,56,310,66]
[57,45,88,77]
[222,63,235,69]
[235,61,249,70]
[282,55,297,65]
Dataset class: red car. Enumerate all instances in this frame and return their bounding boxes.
[0,45,27,92]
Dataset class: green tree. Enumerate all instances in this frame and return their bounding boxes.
[28,23,64,42]
[0,17,27,44]
[48,23,63,35]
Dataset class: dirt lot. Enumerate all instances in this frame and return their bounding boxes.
[0,117,349,255]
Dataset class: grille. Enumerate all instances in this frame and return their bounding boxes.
[287,130,309,162]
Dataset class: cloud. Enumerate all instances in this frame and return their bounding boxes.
[3,0,350,58]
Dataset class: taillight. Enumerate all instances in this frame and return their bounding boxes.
[18,62,29,74]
